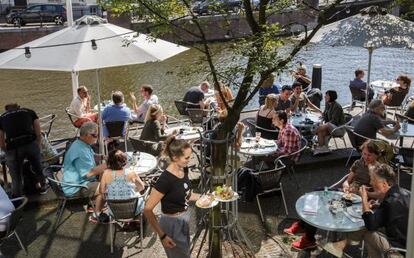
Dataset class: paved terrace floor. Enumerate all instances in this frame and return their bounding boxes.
[1,146,412,258]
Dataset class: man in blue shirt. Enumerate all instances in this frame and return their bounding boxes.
[102,91,131,137]
[349,68,374,103]
[62,122,108,223]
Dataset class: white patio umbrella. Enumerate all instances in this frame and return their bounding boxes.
[310,6,414,256]
[0,15,189,154]
[310,6,414,107]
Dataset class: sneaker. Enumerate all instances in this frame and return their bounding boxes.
[323,242,343,258]
[292,236,317,250]
[283,221,305,235]
[89,213,110,224]
[86,204,108,213]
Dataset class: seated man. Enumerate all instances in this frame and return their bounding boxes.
[291,65,311,91]
[354,100,400,147]
[102,91,131,137]
[183,81,211,109]
[0,185,14,236]
[323,164,410,258]
[130,84,158,122]
[290,82,321,113]
[69,86,98,127]
[62,122,108,224]
[275,85,293,112]
[349,68,374,103]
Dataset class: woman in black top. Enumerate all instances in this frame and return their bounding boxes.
[256,94,278,139]
[144,136,200,258]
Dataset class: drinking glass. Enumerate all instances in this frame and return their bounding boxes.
[255,132,261,143]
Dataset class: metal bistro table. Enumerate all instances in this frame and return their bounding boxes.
[239,137,278,171]
[125,151,157,176]
[296,191,365,233]
[290,112,321,131]
[393,123,414,147]
[165,126,204,141]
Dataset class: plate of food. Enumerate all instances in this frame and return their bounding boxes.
[196,194,218,209]
[214,185,239,202]
[342,192,362,203]
[346,206,362,219]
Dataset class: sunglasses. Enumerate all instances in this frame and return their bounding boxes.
[90,133,98,138]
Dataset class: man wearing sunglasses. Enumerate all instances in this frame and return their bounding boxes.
[62,122,108,223]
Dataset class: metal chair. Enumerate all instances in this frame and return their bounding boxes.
[39,114,57,138]
[65,107,91,136]
[186,108,213,129]
[174,100,200,117]
[328,173,350,190]
[275,137,308,189]
[44,165,95,229]
[129,136,161,157]
[253,160,288,222]
[330,113,353,149]
[107,187,150,254]
[349,86,368,110]
[104,120,128,153]
[246,118,279,140]
[385,247,406,258]
[0,196,28,255]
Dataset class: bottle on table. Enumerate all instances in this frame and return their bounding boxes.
[402,119,408,133]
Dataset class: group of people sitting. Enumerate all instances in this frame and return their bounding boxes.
[284,139,410,258]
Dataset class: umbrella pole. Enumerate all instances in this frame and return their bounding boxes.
[95,69,104,155]
[365,46,373,111]
[71,70,79,98]
[407,155,414,257]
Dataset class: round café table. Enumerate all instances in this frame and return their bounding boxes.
[238,137,278,156]
[290,112,321,130]
[164,126,204,141]
[295,191,365,233]
[392,123,414,147]
[125,151,157,176]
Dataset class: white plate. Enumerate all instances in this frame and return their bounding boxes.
[214,192,239,202]
[196,198,219,209]
[346,206,362,219]
[342,193,362,203]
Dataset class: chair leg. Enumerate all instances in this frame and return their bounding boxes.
[110,218,114,254]
[140,214,144,250]
[14,231,27,255]
[345,149,354,167]
[55,199,66,229]
[256,195,265,223]
[333,138,338,149]
[342,137,347,148]
[280,183,289,216]
[290,167,300,189]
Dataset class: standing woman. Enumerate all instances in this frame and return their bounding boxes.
[144,137,200,258]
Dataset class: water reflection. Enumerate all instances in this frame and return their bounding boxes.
[0,44,413,139]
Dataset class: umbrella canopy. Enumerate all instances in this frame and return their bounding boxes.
[0,16,189,71]
[310,6,414,49]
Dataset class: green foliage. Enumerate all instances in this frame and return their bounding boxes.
[397,0,414,21]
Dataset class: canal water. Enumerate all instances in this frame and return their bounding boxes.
[0,43,413,139]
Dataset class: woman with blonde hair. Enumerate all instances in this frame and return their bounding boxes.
[256,93,278,139]
[140,104,175,143]
[258,73,280,105]
[214,82,234,111]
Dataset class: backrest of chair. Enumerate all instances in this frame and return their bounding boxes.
[107,198,138,220]
[253,161,285,191]
[186,108,205,124]
[105,121,126,137]
[349,86,365,101]
[175,100,189,116]
[65,107,77,127]
[247,119,278,140]
[345,126,358,149]
[6,197,28,236]
[344,113,353,125]
[39,114,57,138]
[129,136,160,156]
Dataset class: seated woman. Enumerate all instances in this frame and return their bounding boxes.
[314,90,345,155]
[256,94,278,139]
[284,140,382,251]
[215,82,234,111]
[100,149,146,215]
[382,75,411,107]
[258,73,280,106]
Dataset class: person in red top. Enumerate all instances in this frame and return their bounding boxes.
[273,110,301,160]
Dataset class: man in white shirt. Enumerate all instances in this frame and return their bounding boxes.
[130,85,159,122]
[0,185,14,233]
[69,86,98,127]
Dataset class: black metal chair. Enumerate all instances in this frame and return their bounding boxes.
[275,137,308,189]
[0,196,28,255]
[104,120,128,153]
[349,86,368,110]
[330,113,354,149]
[186,108,213,130]
[129,136,162,157]
[253,160,288,222]
[44,165,95,229]
[246,118,279,140]
[39,114,57,138]
[174,100,200,117]
[106,187,150,254]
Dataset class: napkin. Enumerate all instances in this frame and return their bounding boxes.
[241,141,254,149]
[260,139,276,147]
[302,195,319,215]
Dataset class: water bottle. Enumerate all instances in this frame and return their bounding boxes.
[323,186,329,202]
[245,127,251,138]
[402,119,408,133]
[132,151,140,166]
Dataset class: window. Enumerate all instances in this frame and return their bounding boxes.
[43,5,57,12]
[27,5,42,12]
